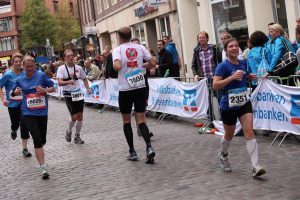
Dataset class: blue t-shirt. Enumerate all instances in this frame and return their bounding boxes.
[0,70,23,108]
[12,71,54,116]
[214,60,248,110]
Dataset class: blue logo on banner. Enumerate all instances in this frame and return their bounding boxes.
[183,89,198,112]
[290,94,300,125]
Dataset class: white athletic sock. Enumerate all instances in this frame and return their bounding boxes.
[246,139,258,167]
[68,120,76,133]
[221,137,231,155]
[75,121,83,136]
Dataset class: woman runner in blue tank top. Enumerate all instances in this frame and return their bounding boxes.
[213,38,266,178]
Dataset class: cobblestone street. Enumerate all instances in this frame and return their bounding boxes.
[0,98,299,200]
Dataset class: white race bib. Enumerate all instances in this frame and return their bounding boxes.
[71,90,84,101]
[26,93,46,109]
[125,69,146,88]
[228,87,251,108]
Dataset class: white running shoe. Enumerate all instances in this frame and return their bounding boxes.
[252,164,266,178]
[218,152,231,172]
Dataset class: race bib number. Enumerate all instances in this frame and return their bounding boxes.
[71,90,84,101]
[26,93,46,109]
[228,87,250,108]
[125,69,146,88]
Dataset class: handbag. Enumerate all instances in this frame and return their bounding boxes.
[272,38,298,77]
[257,48,269,81]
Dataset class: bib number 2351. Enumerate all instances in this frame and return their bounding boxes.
[228,87,250,108]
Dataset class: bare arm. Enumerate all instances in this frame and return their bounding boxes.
[113,60,122,72]
[83,78,91,94]
[58,78,75,86]
[0,88,8,106]
[213,70,243,90]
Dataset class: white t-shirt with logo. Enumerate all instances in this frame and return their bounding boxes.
[56,64,86,92]
[112,42,152,91]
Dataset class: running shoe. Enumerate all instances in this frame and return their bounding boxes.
[40,165,49,180]
[145,146,155,164]
[65,130,72,142]
[137,128,142,136]
[252,164,266,178]
[74,134,84,144]
[127,150,138,161]
[22,148,32,158]
[11,130,17,140]
[218,152,231,172]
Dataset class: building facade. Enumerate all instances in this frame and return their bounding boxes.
[0,0,78,68]
[77,0,300,77]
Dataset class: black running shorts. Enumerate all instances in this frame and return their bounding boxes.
[221,101,253,126]
[118,87,147,114]
[65,97,84,115]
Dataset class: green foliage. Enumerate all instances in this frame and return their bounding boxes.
[20,0,58,49]
[54,0,81,50]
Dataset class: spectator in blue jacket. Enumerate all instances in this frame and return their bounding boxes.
[163,36,180,77]
[266,23,295,76]
[247,31,272,90]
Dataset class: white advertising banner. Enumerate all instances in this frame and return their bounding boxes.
[251,79,300,135]
[101,79,119,107]
[147,78,209,118]
[82,80,107,104]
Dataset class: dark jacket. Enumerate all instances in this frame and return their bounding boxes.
[157,48,172,77]
[191,44,222,77]
[105,53,118,78]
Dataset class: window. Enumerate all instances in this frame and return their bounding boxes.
[111,0,117,5]
[223,0,239,9]
[274,0,288,34]
[210,0,248,50]
[133,23,146,46]
[103,0,109,9]
[0,37,15,52]
[53,0,58,13]
[0,17,13,32]
[159,16,171,38]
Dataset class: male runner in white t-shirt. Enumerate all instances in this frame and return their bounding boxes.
[113,27,157,163]
[57,49,91,144]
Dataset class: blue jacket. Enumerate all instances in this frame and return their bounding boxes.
[247,46,272,74]
[267,35,295,71]
[165,42,179,64]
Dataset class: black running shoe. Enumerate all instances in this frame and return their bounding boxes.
[11,130,17,140]
[22,148,32,158]
[145,146,155,164]
[127,150,138,161]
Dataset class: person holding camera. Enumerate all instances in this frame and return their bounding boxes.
[57,49,91,144]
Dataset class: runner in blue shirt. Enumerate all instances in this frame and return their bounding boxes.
[11,55,55,179]
[0,53,31,157]
[213,38,266,178]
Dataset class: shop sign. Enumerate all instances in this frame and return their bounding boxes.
[147,0,168,7]
[134,3,158,17]
[85,26,98,35]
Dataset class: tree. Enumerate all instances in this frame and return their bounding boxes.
[55,0,81,51]
[20,0,58,49]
